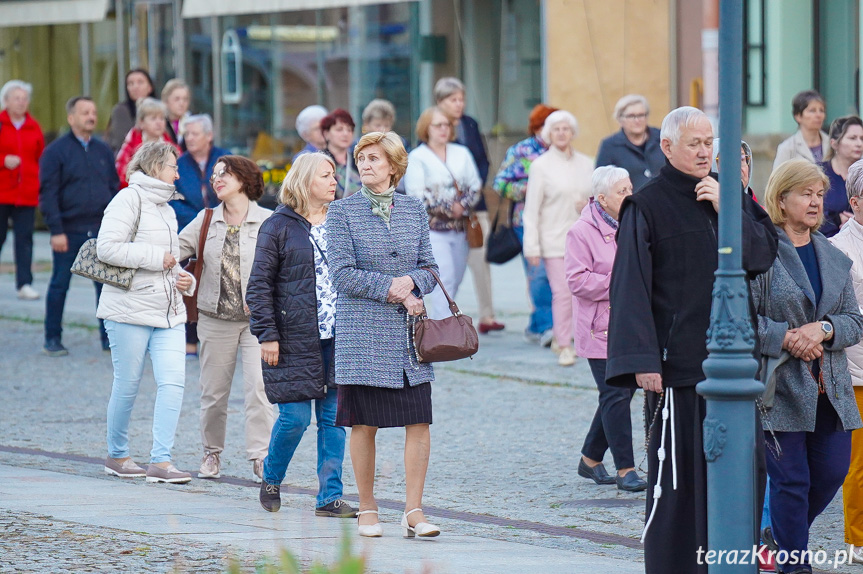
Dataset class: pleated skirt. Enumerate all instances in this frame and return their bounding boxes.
[336,372,432,428]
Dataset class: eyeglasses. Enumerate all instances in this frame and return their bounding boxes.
[166,163,179,171]
[622,113,648,121]
[430,122,451,129]
[209,169,227,184]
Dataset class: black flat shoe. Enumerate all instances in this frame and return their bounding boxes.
[616,470,647,492]
[577,459,616,485]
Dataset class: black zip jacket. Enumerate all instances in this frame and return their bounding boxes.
[605,162,778,388]
[246,205,333,403]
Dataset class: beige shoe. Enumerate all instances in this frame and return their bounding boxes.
[851,544,863,564]
[550,340,561,355]
[104,457,146,478]
[558,347,576,366]
[199,452,220,479]
[252,459,264,483]
[146,463,192,484]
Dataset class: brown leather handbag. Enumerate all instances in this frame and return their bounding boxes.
[412,268,479,363]
[182,208,213,323]
[446,165,484,249]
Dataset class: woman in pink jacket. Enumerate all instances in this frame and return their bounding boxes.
[564,165,646,492]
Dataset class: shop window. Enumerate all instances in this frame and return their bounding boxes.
[744,0,766,107]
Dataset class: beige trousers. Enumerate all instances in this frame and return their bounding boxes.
[197,314,276,461]
[466,211,496,321]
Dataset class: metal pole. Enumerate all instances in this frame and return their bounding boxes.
[116,0,127,102]
[696,0,762,572]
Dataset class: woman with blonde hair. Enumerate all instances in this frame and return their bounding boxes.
[753,158,863,573]
[98,141,196,484]
[161,79,191,147]
[115,97,181,188]
[247,152,356,518]
[327,131,441,538]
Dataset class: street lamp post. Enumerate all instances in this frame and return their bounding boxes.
[697,0,763,572]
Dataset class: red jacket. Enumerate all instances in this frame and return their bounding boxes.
[0,110,45,206]
[115,128,180,189]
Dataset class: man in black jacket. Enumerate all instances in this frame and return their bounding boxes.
[606,107,778,574]
[39,96,119,356]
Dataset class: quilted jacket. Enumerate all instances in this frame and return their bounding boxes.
[246,204,332,403]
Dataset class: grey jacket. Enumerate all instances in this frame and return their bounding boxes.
[178,201,272,316]
[327,192,439,388]
[751,227,863,432]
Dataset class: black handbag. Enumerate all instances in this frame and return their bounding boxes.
[485,199,522,264]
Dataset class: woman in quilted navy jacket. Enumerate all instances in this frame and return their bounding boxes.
[246,152,356,519]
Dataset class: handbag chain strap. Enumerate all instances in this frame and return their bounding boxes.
[129,191,143,242]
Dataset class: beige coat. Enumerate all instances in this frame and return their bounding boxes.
[178,201,272,316]
[522,145,593,259]
[773,129,830,170]
[830,217,863,386]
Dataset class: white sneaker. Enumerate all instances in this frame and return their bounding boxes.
[17,284,39,300]
[558,347,576,366]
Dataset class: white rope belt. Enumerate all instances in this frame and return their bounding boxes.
[641,387,678,543]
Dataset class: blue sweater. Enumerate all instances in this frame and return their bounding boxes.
[171,145,230,230]
[38,131,119,235]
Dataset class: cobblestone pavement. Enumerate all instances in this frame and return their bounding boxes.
[0,510,266,573]
[0,238,856,573]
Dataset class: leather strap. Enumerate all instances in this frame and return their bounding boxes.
[421,267,461,317]
[193,208,213,285]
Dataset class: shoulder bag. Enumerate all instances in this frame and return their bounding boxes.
[182,208,214,323]
[70,192,142,290]
[485,198,522,264]
[444,165,483,249]
[411,267,479,363]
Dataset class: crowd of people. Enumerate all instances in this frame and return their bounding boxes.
[1,69,863,571]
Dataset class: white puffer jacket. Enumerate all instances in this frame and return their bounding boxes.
[830,217,863,387]
[96,171,196,329]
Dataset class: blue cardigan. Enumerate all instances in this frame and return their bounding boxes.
[595,127,665,192]
[171,145,230,231]
[38,131,119,235]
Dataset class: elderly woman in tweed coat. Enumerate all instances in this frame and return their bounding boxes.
[751,159,863,574]
[327,131,442,539]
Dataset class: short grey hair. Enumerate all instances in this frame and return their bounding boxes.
[295,105,328,139]
[135,97,167,124]
[362,99,396,125]
[0,80,33,109]
[847,159,863,201]
[660,106,710,145]
[433,77,465,103]
[613,94,649,121]
[592,165,630,198]
[183,113,213,135]
[126,141,179,181]
[541,110,579,143]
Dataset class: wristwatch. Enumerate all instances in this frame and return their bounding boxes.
[820,321,834,337]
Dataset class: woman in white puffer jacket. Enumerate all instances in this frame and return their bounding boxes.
[97,141,196,484]
[829,158,863,564]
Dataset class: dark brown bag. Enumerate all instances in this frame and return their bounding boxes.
[412,268,479,363]
[445,164,483,249]
[182,208,214,323]
[466,213,483,249]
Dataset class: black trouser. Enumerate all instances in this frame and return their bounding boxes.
[0,204,35,288]
[581,359,637,470]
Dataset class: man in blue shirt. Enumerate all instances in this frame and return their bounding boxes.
[39,96,119,356]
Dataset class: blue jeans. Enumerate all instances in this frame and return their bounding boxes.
[105,320,186,463]
[0,204,34,288]
[44,230,106,343]
[263,338,346,507]
[514,225,553,334]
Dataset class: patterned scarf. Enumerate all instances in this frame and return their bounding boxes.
[595,200,619,230]
[360,185,395,228]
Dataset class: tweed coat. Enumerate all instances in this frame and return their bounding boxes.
[751,227,863,432]
[326,191,439,388]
